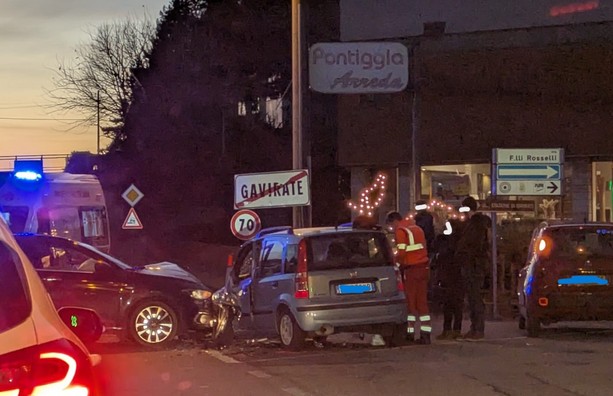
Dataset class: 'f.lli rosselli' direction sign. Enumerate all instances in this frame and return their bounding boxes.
[234,169,310,210]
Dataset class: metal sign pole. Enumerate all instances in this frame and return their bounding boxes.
[491,150,499,319]
[292,0,304,228]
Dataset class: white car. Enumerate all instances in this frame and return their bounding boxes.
[0,216,101,395]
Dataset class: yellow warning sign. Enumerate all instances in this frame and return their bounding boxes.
[122,207,143,230]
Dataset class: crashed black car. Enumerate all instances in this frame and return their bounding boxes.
[14,233,227,348]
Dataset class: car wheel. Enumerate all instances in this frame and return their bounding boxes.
[129,301,178,348]
[526,311,541,337]
[518,315,526,330]
[384,322,408,347]
[277,308,306,351]
[212,306,234,347]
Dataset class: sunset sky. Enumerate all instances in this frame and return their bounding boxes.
[0,0,168,163]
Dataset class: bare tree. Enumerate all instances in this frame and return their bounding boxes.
[47,16,156,145]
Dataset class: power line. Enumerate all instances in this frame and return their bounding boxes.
[0,104,44,110]
[0,116,86,121]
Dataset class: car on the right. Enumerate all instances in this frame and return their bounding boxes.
[517,221,613,337]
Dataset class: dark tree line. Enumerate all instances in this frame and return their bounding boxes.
[87,0,348,263]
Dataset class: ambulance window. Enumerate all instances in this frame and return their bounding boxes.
[80,207,107,238]
[0,206,29,233]
[48,207,81,241]
[0,242,31,332]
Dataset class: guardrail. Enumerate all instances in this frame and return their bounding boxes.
[0,154,70,172]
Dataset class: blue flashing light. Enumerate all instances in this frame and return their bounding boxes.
[14,170,43,181]
[558,275,609,286]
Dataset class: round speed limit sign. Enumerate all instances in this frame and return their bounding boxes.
[230,209,262,240]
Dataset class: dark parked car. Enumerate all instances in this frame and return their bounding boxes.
[517,221,613,337]
[14,233,221,348]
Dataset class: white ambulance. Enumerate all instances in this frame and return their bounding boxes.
[0,160,110,253]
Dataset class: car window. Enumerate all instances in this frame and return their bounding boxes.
[284,244,298,273]
[0,242,31,332]
[0,206,29,233]
[548,226,613,259]
[233,243,254,280]
[15,237,52,269]
[259,239,283,277]
[308,232,392,271]
[51,245,97,272]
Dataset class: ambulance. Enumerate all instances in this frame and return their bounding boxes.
[0,159,111,252]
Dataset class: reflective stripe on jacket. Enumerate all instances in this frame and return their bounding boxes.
[395,219,429,267]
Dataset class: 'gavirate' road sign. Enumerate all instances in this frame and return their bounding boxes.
[234,169,310,209]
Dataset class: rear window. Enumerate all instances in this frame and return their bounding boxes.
[0,242,31,332]
[546,226,613,259]
[307,232,392,271]
[0,206,29,233]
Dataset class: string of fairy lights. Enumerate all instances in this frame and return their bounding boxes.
[347,171,466,221]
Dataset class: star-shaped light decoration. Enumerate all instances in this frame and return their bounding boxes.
[347,172,387,217]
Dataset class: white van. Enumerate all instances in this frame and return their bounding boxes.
[0,215,101,395]
[0,164,110,253]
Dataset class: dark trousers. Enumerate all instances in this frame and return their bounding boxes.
[463,266,486,334]
[442,286,463,332]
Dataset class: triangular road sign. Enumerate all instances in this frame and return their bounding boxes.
[122,207,143,230]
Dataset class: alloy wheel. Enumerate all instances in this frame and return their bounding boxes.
[134,305,174,344]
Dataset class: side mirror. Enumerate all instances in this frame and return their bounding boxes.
[57,307,103,344]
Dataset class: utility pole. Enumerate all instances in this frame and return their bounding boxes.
[96,90,101,155]
[292,0,305,228]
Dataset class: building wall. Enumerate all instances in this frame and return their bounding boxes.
[341,0,612,41]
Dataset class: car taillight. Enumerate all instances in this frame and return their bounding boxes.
[395,267,404,292]
[294,239,309,299]
[0,339,94,396]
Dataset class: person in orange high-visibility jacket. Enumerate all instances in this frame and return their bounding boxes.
[386,211,432,344]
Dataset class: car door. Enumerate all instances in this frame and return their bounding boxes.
[38,237,128,329]
[252,238,284,332]
[229,242,257,327]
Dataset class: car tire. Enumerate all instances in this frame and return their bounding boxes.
[384,322,408,347]
[128,300,179,348]
[212,307,234,348]
[526,311,541,337]
[277,308,306,351]
[518,315,526,330]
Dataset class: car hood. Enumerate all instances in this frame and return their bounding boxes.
[134,262,206,287]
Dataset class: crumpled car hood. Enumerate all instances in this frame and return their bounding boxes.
[136,261,205,286]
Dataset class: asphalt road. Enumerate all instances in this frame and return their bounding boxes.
[92,318,613,396]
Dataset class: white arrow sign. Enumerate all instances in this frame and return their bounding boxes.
[498,166,559,179]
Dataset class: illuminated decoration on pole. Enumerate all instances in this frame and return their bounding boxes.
[407,199,466,222]
[347,172,387,217]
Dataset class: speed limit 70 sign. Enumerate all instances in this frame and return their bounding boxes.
[230,209,262,240]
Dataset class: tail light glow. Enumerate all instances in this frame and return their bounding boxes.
[294,240,309,299]
[538,297,549,307]
[0,340,92,396]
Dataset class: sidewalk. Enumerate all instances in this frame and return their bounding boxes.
[326,314,523,346]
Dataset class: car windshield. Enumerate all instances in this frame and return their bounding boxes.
[0,206,29,233]
[0,241,31,332]
[75,240,132,270]
[307,232,392,271]
[547,226,613,260]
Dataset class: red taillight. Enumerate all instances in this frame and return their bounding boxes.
[395,267,404,292]
[0,339,93,396]
[226,254,233,267]
[294,239,309,299]
[538,297,549,307]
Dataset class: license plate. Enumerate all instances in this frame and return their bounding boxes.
[336,283,375,294]
[557,275,609,286]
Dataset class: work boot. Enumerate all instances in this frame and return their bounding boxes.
[436,330,452,341]
[462,331,484,340]
[449,330,462,340]
[416,333,431,345]
[405,333,415,343]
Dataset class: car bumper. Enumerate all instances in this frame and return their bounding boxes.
[292,297,407,333]
[534,290,613,321]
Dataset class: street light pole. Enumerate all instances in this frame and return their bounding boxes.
[96,90,100,155]
[292,0,304,228]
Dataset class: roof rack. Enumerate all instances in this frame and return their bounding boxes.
[255,226,294,238]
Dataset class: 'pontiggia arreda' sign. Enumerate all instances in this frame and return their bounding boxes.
[308,42,409,94]
[234,169,311,210]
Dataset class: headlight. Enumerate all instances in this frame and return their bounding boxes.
[188,289,212,300]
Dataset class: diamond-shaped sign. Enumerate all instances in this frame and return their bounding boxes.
[122,184,144,207]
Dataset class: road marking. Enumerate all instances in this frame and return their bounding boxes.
[248,370,272,379]
[283,387,312,396]
[205,350,241,364]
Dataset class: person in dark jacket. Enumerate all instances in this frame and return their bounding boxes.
[414,200,435,254]
[455,196,492,340]
[433,217,466,340]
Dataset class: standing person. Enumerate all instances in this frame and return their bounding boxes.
[433,218,466,340]
[414,200,435,254]
[455,196,492,340]
[386,211,432,344]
